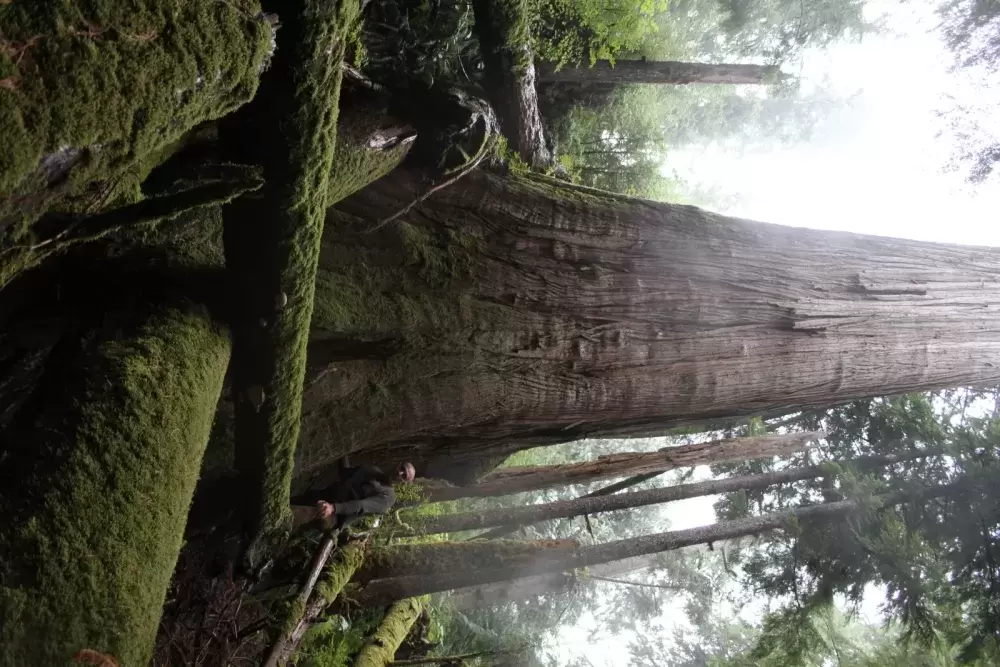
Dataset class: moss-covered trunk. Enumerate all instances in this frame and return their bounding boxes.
[220,0,358,560]
[0,0,271,285]
[536,60,778,86]
[358,539,579,582]
[295,166,1000,487]
[352,598,425,667]
[0,304,230,667]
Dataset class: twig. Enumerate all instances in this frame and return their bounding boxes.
[580,573,682,591]
[260,534,336,667]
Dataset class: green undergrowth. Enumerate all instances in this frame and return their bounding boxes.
[0,0,271,256]
[0,306,231,667]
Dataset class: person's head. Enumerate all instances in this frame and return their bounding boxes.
[396,461,416,483]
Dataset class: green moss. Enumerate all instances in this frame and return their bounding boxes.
[353,598,425,667]
[473,0,533,73]
[315,542,367,604]
[0,0,271,250]
[294,608,383,667]
[0,307,231,667]
[220,0,361,562]
[327,102,413,205]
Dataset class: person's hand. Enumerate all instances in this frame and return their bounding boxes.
[316,501,335,519]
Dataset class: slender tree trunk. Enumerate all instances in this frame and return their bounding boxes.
[359,539,580,583]
[354,482,965,606]
[472,0,552,168]
[402,448,937,536]
[447,554,657,609]
[537,60,779,86]
[420,432,821,502]
[353,598,425,667]
[298,167,1000,486]
[453,555,657,608]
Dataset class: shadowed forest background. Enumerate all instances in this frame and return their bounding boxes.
[2,0,1000,666]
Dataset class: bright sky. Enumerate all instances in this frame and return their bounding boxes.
[552,1,1000,663]
[667,0,1000,248]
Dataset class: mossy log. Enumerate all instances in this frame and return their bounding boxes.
[219,0,359,564]
[352,598,425,667]
[264,541,366,667]
[0,0,272,260]
[357,539,579,582]
[0,305,231,667]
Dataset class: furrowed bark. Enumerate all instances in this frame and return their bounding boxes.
[403,448,937,536]
[421,431,822,502]
[220,0,359,564]
[537,60,780,86]
[299,167,1000,486]
[354,482,966,606]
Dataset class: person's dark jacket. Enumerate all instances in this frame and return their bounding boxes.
[293,457,396,525]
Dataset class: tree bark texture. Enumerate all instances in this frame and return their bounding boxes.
[354,483,963,606]
[420,431,821,502]
[402,448,936,535]
[472,0,552,168]
[297,167,1000,487]
[536,60,777,86]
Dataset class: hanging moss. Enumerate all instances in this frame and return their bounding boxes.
[352,598,425,667]
[0,0,271,258]
[0,305,231,667]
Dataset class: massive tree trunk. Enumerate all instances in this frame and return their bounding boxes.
[355,483,965,606]
[296,166,1000,487]
[401,448,937,536]
[359,539,580,583]
[536,60,779,86]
